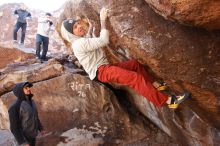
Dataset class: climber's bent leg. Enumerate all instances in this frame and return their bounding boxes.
[97,64,168,107]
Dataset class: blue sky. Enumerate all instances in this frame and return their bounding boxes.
[0,0,67,12]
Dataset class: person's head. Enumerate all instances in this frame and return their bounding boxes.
[72,19,89,37]
[63,16,89,37]
[20,4,27,11]
[23,82,33,95]
[13,82,33,100]
[45,12,52,19]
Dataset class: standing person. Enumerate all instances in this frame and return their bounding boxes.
[35,13,53,62]
[8,82,44,146]
[13,4,31,46]
[61,8,189,109]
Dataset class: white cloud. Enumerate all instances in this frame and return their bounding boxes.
[0,0,67,12]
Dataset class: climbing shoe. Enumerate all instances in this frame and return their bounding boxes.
[168,95,179,109]
[168,92,190,109]
[153,81,168,91]
[157,84,168,91]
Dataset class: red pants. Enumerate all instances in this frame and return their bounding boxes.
[97,59,168,107]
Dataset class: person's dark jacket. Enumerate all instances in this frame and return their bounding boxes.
[8,82,42,145]
[14,9,31,23]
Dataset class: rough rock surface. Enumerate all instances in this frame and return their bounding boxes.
[1,0,220,145]
[0,130,16,146]
[120,83,220,146]
[144,0,220,30]
[0,58,64,96]
[58,0,220,96]
[0,47,34,69]
[0,72,176,146]
[0,46,177,145]
[57,0,220,145]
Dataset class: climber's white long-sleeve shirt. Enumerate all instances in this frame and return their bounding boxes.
[72,29,109,80]
[61,23,109,80]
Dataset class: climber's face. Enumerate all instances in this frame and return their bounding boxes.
[72,19,89,37]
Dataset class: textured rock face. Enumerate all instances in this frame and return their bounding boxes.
[0,130,16,146]
[121,83,220,146]
[0,58,64,96]
[0,3,67,54]
[144,0,220,30]
[57,0,220,145]
[1,0,219,145]
[0,47,34,69]
[0,73,175,146]
[0,49,175,145]
[57,0,220,96]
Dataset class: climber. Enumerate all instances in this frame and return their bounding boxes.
[60,7,189,109]
[13,4,32,46]
[8,82,44,146]
[36,12,53,62]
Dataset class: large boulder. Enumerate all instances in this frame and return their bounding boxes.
[0,73,175,145]
[57,0,220,145]
[144,0,220,30]
[0,47,34,69]
[0,58,64,96]
[120,82,220,146]
[57,0,220,96]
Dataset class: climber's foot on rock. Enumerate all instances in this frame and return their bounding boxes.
[168,92,190,109]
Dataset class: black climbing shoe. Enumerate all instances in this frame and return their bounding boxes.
[168,92,190,109]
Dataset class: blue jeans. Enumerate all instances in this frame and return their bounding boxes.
[36,34,49,60]
[13,22,27,44]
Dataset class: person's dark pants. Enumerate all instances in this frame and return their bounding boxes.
[13,22,27,44]
[25,136,36,146]
[36,34,49,60]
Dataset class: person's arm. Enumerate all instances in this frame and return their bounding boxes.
[36,109,43,131]
[14,10,18,15]
[34,102,46,137]
[73,29,109,53]
[49,21,53,26]
[38,118,43,132]
[100,8,108,30]
[27,12,31,17]
[47,18,53,26]
[8,105,28,145]
[85,26,93,38]
[73,7,109,52]
[38,17,46,23]
[92,27,97,38]
[26,12,32,20]
[13,10,19,19]
[85,19,94,38]
[38,16,52,25]
[100,21,106,30]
